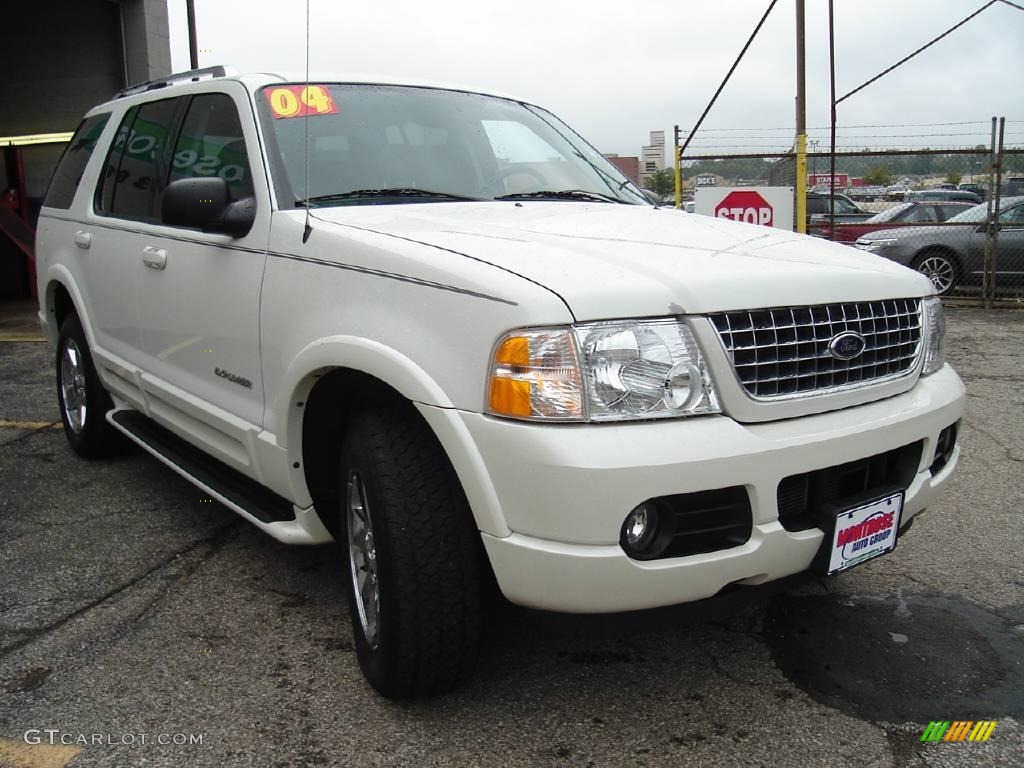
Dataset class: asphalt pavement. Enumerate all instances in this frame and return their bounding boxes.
[1,304,1022,768]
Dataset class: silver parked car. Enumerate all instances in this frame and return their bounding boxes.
[855,197,1024,295]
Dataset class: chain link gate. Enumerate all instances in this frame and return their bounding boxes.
[678,137,1024,305]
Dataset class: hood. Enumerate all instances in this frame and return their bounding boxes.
[310,202,933,320]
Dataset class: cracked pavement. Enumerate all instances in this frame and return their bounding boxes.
[1,306,1022,767]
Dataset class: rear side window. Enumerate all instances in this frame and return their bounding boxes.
[95,98,181,222]
[43,114,110,209]
[169,93,253,199]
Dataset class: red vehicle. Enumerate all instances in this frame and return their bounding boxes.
[820,201,972,243]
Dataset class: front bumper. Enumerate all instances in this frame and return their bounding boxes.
[453,365,965,613]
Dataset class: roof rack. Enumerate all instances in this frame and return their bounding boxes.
[113,65,238,100]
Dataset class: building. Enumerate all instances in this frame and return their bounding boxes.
[603,154,640,187]
[1,0,172,298]
[640,130,666,184]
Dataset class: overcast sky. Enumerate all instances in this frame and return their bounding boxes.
[168,0,1023,158]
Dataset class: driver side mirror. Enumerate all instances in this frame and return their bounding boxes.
[162,177,255,237]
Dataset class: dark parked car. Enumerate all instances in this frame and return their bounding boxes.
[958,183,986,201]
[806,192,873,233]
[854,197,1024,295]
[1006,177,1024,197]
[905,189,981,204]
[818,201,972,243]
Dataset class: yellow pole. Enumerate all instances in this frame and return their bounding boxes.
[674,145,683,209]
[795,133,807,233]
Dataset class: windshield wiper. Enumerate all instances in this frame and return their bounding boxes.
[494,189,626,204]
[297,188,481,206]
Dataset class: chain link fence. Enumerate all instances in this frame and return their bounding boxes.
[679,146,1024,304]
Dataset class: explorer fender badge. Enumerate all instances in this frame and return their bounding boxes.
[215,367,253,389]
[828,331,867,361]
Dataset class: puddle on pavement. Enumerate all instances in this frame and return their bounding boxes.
[764,591,1024,722]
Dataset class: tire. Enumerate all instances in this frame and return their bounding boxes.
[55,314,121,458]
[912,250,960,296]
[338,409,481,698]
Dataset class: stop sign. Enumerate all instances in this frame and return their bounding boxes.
[714,190,774,227]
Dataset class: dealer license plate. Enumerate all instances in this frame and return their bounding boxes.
[826,492,903,576]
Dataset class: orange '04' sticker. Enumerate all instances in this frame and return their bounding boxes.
[265,85,338,118]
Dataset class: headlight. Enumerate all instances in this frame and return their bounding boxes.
[921,296,946,375]
[487,319,720,422]
[855,238,898,252]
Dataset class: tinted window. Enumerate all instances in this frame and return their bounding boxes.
[96,98,181,221]
[43,114,110,209]
[169,94,253,200]
[999,205,1024,225]
[903,205,937,223]
[934,204,968,222]
[866,203,912,223]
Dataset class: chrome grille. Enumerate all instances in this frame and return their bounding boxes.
[709,299,922,399]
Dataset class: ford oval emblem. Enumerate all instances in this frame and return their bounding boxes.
[829,331,867,361]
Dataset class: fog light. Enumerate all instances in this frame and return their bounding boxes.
[622,502,666,558]
[930,422,958,475]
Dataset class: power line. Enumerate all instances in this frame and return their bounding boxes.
[678,0,780,158]
[837,1,1000,105]
[694,121,1018,133]
[686,143,1023,150]
[690,133,1024,141]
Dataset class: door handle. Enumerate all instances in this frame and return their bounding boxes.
[74,231,91,249]
[142,246,168,270]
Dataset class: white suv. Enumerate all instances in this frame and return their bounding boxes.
[36,67,965,698]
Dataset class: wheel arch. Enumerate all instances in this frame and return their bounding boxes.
[280,337,509,540]
[42,267,93,347]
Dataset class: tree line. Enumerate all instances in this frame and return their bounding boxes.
[662,149,1024,190]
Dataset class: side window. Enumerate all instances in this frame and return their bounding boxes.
[836,198,857,214]
[169,94,253,200]
[95,98,181,221]
[904,206,936,223]
[999,205,1024,226]
[44,114,110,209]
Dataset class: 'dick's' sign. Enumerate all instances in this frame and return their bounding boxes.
[694,186,794,231]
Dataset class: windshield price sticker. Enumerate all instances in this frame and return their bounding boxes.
[265,86,338,119]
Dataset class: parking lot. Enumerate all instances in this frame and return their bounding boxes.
[0,305,1022,768]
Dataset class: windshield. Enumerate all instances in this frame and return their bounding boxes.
[257,84,648,207]
[866,202,913,223]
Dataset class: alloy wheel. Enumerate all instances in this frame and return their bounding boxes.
[60,339,88,434]
[346,470,381,649]
[916,255,955,294]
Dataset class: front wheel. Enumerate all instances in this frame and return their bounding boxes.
[912,251,959,296]
[56,314,121,457]
[338,409,481,698]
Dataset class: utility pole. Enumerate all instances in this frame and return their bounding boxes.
[794,0,807,234]
[673,125,682,209]
[186,0,199,70]
[828,0,837,236]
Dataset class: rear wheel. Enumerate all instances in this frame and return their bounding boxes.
[338,409,481,698]
[56,314,121,457]
[912,250,959,296]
